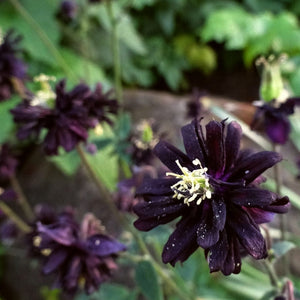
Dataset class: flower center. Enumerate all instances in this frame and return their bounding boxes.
[166,159,212,206]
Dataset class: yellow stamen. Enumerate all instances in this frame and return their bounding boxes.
[166,159,212,206]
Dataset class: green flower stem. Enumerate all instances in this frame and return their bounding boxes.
[0,201,31,233]
[262,259,281,290]
[8,0,77,81]
[10,175,34,220]
[106,0,123,105]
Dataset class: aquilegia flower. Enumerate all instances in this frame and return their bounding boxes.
[30,210,126,294]
[0,30,27,101]
[251,98,300,145]
[134,118,290,275]
[11,79,118,155]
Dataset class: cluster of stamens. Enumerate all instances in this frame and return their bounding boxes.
[166,159,212,206]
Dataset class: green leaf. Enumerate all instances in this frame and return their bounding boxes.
[272,241,296,259]
[0,0,61,65]
[96,4,146,55]
[244,12,300,66]
[0,97,20,144]
[59,48,111,87]
[135,260,163,300]
[49,149,81,176]
[201,7,253,50]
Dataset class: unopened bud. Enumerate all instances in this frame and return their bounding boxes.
[257,55,285,102]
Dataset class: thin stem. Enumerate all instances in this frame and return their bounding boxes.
[0,202,31,233]
[106,0,123,105]
[10,175,34,220]
[8,0,77,81]
[76,143,117,207]
[272,144,286,241]
[262,259,281,290]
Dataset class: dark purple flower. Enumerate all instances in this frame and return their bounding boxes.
[11,80,117,155]
[56,0,78,24]
[0,30,27,101]
[251,98,300,144]
[134,119,290,275]
[30,211,126,294]
[0,144,18,179]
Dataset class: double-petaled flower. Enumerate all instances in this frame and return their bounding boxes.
[30,209,126,295]
[11,80,118,155]
[0,30,27,101]
[134,119,290,275]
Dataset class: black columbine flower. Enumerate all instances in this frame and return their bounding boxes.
[30,210,126,295]
[251,98,300,144]
[134,119,290,275]
[11,80,118,155]
[0,144,18,179]
[0,30,27,101]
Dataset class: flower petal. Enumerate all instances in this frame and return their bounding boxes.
[208,230,229,273]
[134,196,186,231]
[162,213,199,266]
[37,222,76,246]
[181,121,205,163]
[86,234,126,256]
[136,178,177,196]
[43,248,69,274]
[153,141,193,173]
[206,120,225,177]
[224,121,242,173]
[228,151,282,184]
[228,206,267,259]
[265,115,290,145]
[196,199,226,249]
[229,188,279,207]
